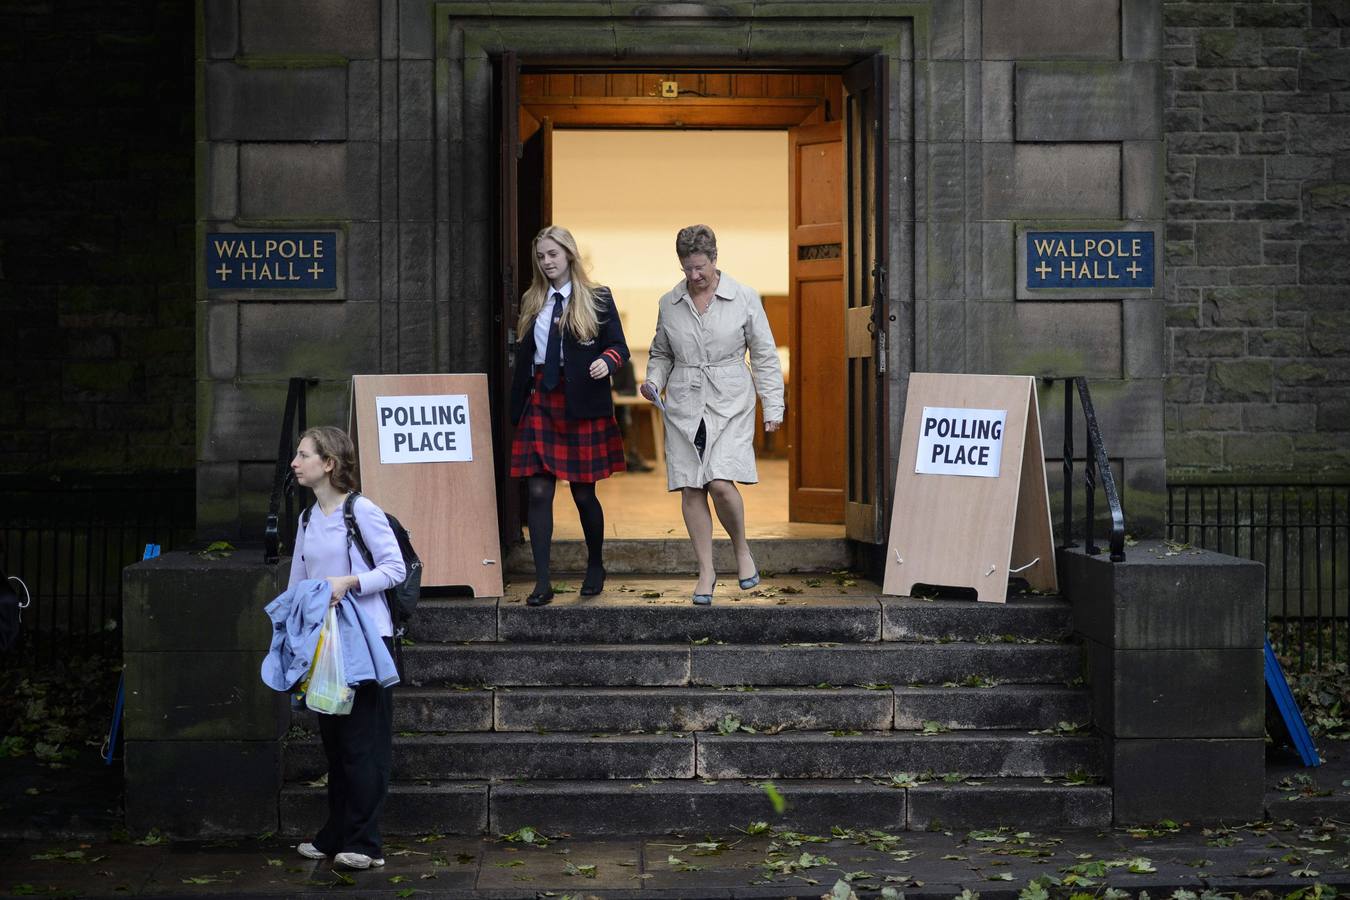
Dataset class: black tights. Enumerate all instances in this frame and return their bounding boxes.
[526,474,605,594]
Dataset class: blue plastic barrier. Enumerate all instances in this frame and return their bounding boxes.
[1265,638,1320,767]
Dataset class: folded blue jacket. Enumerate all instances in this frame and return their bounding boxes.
[261,578,400,692]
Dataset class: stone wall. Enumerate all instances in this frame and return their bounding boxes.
[4,0,1346,494]
[1164,0,1350,479]
[0,0,195,475]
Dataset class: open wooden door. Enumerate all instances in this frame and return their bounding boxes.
[842,54,890,544]
[494,53,551,542]
[787,118,845,523]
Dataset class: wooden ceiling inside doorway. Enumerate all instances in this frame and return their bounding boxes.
[520,72,843,134]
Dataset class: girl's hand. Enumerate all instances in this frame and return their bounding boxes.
[765,420,782,433]
[640,382,659,403]
[326,575,360,605]
[588,358,609,380]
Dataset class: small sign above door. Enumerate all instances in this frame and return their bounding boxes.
[206,232,337,290]
[1025,230,1154,290]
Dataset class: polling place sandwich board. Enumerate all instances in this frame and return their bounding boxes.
[350,374,503,598]
[883,373,1056,604]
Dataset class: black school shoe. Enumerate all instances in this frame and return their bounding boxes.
[580,565,606,597]
[526,589,554,607]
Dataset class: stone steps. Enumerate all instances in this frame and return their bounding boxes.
[292,684,1090,733]
[504,537,852,575]
[283,730,1104,781]
[412,583,1072,644]
[280,574,1105,835]
[402,641,1082,687]
[279,778,1113,836]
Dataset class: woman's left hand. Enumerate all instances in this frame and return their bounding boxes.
[588,358,610,380]
[325,575,360,605]
[765,420,781,433]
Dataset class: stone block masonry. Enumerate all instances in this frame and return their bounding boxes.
[0,0,195,475]
[123,553,290,837]
[1164,0,1350,479]
[1061,540,1266,823]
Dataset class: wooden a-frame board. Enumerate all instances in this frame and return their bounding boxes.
[350,373,503,598]
[882,373,1056,603]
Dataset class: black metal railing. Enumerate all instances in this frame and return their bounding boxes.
[264,377,315,564]
[1167,482,1349,673]
[0,474,195,665]
[1053,377,1127,562]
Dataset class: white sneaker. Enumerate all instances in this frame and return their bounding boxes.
[334,851,385,869]
[297,842,327,860]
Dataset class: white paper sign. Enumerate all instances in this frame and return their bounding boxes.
[914,406,1007,478]
[376,394,473,464]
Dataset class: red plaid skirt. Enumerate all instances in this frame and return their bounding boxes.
[509,373,626,483]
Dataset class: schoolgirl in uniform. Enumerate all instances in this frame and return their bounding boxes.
[508,225,630,606]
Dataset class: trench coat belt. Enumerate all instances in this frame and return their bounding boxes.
[672,358,746,375]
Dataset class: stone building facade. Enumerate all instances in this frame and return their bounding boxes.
[0,0,1346,541]
[194,0,1171,541]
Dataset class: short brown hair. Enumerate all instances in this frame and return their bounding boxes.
[675,224,718,263]
[299,425,360,493]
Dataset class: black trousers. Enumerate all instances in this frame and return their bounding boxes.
[314,668,395,857]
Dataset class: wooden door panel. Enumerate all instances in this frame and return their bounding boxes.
[797,277,845,492]
[788,117,845,524]
[842,54,889,545]
[797,139,842,227]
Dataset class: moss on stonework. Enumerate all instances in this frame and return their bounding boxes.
[1276,362,1333,386]
[1308,183,1350,210]
[281,340,344,377]
[1124,487,1167,538]
[1007,348,1092,379]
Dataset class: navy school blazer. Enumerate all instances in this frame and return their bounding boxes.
[509,286,630,423]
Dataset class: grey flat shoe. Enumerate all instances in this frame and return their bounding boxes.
[738,570,761,590]
[692,593,713,606]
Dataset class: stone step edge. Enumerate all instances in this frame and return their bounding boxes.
[280,776,1112,793]
[419,594,1072,607]
[286,729,1102,744]
[277,778,1114,834]
[403,640,1080,651]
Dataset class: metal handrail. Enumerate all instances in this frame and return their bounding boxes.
[264,378,313,564]
[1056,376,1126,562]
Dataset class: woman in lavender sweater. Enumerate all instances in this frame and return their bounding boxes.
[286,425,405,871]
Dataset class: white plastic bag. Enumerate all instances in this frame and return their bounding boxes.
[305,607,354,715]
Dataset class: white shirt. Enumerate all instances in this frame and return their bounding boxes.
[532,281,572,365]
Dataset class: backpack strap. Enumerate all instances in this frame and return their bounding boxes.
[341,492,400,635]
[343,492,375,568]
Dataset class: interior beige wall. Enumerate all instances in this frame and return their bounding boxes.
[552,130,789,360]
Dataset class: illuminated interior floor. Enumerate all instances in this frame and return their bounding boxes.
[543,458,845,540]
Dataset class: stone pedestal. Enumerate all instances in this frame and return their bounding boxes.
[1060,541,1266,824]
[123,552,289,836]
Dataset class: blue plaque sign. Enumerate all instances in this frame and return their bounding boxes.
[1026,231,1154,289]
[206,232,337,290]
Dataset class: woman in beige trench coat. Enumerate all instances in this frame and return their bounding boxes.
[641,224,785,605]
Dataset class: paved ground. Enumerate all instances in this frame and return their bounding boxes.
[2,745,1350,898]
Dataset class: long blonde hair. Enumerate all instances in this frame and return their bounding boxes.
[517,225,601,343]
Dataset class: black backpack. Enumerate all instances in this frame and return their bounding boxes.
[302,493,423,640]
